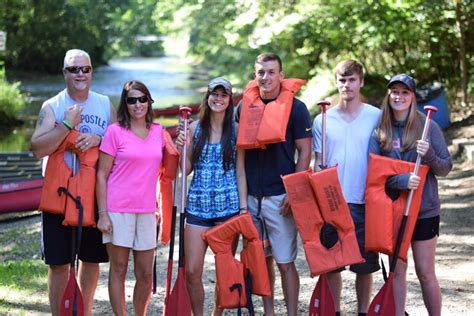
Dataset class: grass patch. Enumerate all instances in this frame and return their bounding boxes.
[0,220,41,262]
[0,259,47,292]
[0,259,49,314]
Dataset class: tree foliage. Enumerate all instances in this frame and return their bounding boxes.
[0,0,163,71]
[154,0,474,104]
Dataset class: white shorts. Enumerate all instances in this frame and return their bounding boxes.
[248,194,298,264]
[102,212,157,251]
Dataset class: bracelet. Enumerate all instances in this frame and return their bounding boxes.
[239,206,247,211]
[98,209,108,214]
[97,134,102,145]
[62,119,73,131]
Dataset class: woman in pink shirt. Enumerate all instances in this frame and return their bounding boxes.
[96,80,163,315]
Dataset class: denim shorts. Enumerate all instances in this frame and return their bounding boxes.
[321,203,380,274]
[185,212,239,228]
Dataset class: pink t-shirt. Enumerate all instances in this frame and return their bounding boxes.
[100,123,163,213]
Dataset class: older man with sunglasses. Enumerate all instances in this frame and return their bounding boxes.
[31,49,116,315]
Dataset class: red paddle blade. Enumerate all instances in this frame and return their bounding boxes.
[60,267,84,316]
[309,274,336,316]
[163,260,174,315]
[166,268,191,316]
[368,273,395,316]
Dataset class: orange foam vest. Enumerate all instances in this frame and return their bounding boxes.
[202,212,271,309]
[365,153,429,262]
[237,78,306,149]
[282,168,364,276]
[39,130,98,227]
[157,129,179,245]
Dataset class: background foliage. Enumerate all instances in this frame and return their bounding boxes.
[155,0,473,106]
[0,0,472,110]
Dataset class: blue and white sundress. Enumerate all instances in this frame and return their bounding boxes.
[186,122,239,219]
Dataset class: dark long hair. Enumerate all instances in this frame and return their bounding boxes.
[117,80,154,129]
[192,88,235,171]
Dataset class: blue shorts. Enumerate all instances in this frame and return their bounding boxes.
[185,212,239,228]
[321,203,380,274]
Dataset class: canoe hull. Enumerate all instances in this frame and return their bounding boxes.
[0,179,43,213]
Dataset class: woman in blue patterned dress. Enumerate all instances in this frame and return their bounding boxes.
[176,77,247,316]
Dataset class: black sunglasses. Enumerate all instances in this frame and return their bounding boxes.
[65,66,92,74]
[126,95,149,104]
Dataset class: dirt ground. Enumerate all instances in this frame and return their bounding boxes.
[1,115,473,315]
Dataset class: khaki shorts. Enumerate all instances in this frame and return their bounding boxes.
[103,212,157,251]
[248,194,298,264]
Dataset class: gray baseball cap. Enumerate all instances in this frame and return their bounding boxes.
[208,77,232,94]
[388,74,416,93]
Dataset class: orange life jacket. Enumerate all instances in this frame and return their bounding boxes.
[282,168,364,276]
[157,129,179,245]
[237,78,306,149]
[39,130,98,227]
[202,212,271,310]
[365,153,429,262]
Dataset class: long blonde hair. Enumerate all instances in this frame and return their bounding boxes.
[377,89,424,152]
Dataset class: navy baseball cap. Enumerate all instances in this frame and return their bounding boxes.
[387,74,416,93]
[208,77,232,94]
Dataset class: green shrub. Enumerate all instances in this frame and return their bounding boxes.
[0,69,26,120]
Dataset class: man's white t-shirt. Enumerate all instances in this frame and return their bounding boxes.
[312,103,381,204]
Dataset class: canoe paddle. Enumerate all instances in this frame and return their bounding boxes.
[368,105,438,316]
[59,153,85,316]
[309,100,336,316]
[167,107,192,316]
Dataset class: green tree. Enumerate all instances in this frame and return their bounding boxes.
[153,0,474,107]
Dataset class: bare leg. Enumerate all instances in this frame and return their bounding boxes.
[106,243,130,316]
[132,249,155,316]
[184,224,210,316]
[78,261,100,316]
[355,273,373,313]
[326,271,342,312]
[48,264,69,316]
[261,256,276,316]
[412,237,441,316]
[392,257,408,316]
[277,262,300,316]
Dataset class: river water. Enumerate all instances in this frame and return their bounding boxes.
[1,57,207,152]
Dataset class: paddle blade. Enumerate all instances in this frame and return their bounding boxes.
[60,267,84,316]
[166,268,191,316]
[309,274,336,316]
[163,260,174,315]
[368,273,395,316]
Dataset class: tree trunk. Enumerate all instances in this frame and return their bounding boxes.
[455,0,468,106]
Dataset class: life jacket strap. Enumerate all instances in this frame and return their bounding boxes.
[244,268,255,316]
[229,283,243,316]
[58,187,84,268]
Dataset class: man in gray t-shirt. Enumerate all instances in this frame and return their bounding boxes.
[31,49,116,315]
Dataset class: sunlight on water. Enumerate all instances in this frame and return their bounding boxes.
[2,57,207,152]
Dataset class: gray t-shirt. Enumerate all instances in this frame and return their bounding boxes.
[42,89,111,171]
[368,116,452,218]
